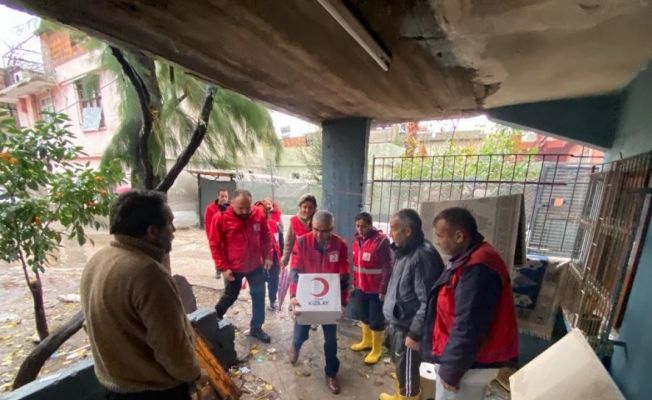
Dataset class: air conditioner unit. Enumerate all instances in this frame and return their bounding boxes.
[13,70,31,83]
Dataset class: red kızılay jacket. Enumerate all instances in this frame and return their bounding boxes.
[289,233,350,305]
[352,228,392,294]
[424,241,518,386]
[209,206,272,274]
[204,203,219,239]
[254,202,282,260]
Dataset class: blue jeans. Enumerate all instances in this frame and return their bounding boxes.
[265,261,280,304]
[293,323,339,377]
[215,267,266,329]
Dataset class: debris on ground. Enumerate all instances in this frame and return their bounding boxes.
[57,294,81,303]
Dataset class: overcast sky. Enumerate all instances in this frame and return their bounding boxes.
[0,4,42,72]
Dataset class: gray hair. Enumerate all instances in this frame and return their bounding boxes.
[393,208,422,234]
[313,210,334,226]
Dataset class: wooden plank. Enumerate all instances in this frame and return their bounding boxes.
[194,332,241,400]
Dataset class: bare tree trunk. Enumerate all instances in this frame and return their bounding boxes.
[156,87,216,193]
[110,46,155,189]
[28,279,49,341]
[13,311,84,389]
[18,250,49,340]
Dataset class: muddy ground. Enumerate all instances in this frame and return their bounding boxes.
[0,227,509,399]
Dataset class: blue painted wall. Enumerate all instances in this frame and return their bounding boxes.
[487,94,621,149]
[607,62,652,161]
[608,62,652,400]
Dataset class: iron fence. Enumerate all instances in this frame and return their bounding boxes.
[366,152,603,257]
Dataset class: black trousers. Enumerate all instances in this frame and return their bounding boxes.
[387,325,421,397]
[105,383,190,400]
[353,289,385,331]
[215,267,266,329]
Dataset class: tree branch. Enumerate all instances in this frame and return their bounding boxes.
[156,87,216,193]
[110,46,155,189]
[13,311,84,389]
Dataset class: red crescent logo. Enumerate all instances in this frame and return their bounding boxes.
[311,277,330,297]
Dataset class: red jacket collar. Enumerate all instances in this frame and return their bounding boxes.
[308,232,341,252]
[354,227,380,242]
[224,205,263,221]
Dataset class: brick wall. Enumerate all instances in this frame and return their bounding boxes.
[39,30,86,68]
[282,136,308,148]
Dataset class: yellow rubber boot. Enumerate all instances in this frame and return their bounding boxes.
[378,379,399,400]
[364,330,384,364]
[351,323,372,351]
[399,392,421,400]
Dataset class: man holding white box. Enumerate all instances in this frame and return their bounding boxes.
[289,210,350,395]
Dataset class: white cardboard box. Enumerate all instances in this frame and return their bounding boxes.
[419,362,437,400]
[295,273,342,325]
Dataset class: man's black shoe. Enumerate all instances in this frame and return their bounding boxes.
[249,328,271,343]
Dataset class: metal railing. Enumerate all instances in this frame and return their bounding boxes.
[366,152,603,257]
[560,151,652,355]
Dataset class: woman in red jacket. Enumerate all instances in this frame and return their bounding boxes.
[281,194,317,267]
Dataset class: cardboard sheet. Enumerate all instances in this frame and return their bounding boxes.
[510,329,625,400]
[420,194,526,271]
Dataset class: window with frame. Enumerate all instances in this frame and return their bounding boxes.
[39,96,54,122]
[74,74,104,131]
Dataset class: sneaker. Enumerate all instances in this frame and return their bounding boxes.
[214,270,221,279]
[249,328,271,343]
[268,302,277,311]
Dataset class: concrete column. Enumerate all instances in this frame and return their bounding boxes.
[321,117,371,243]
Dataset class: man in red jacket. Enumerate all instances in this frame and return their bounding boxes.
[288,210,350,394]
[350,212,392,365]
[205,187,230,279]
[423,207,518,400]
[210,189,273,343]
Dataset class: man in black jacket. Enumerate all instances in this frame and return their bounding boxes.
[379,209,444,400]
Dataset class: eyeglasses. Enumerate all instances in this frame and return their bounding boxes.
[313,227,333,233]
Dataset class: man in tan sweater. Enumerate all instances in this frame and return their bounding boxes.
[80,190,201,399]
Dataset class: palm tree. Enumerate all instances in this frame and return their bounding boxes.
[96,45,281,188]
[38,20,281,189]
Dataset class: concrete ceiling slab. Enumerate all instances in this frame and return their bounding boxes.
[433,0,652,107]
[2,0,652,123]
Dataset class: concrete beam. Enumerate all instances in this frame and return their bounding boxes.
[487,94,622,149]
[321,118,370,243]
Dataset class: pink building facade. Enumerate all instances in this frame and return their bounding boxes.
[1,30,122,168]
